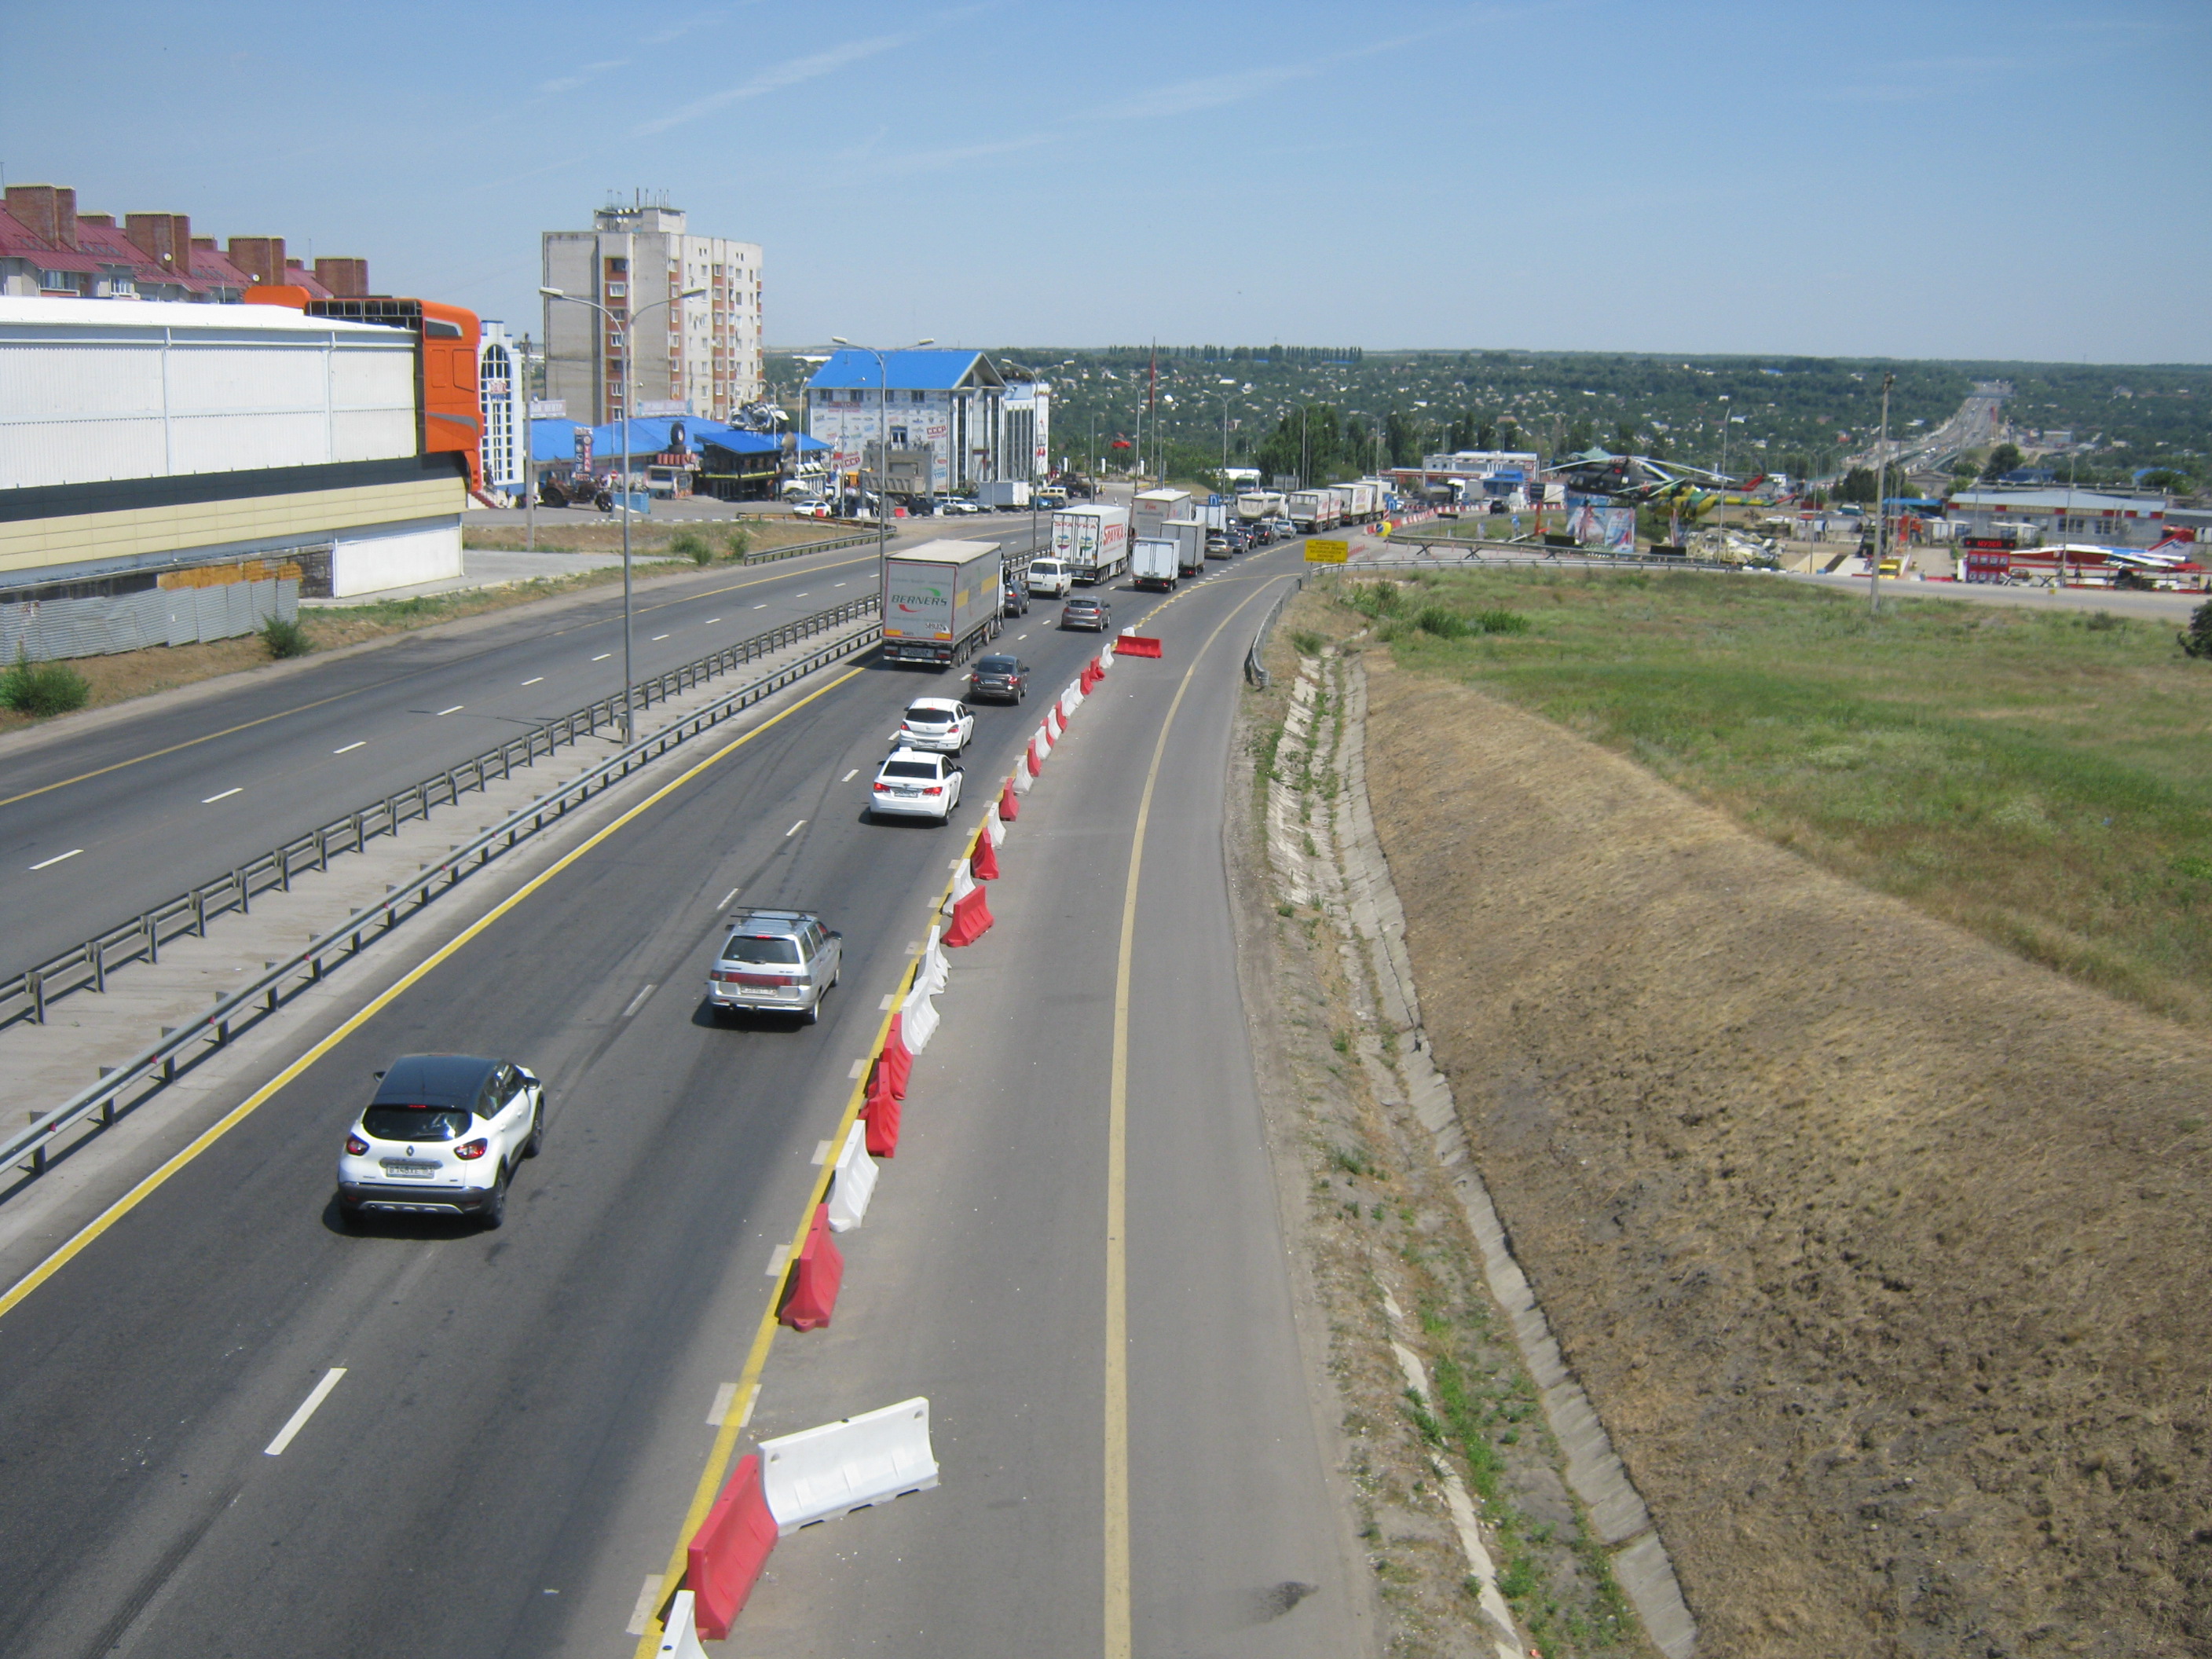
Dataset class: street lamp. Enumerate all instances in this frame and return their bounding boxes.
[541,280,707,742]
[830,336,935,572]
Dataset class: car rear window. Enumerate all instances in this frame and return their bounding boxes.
[723,934,801,965]
[974,657,1016,673]
[882,760,939,780]
[905,705,953,723]
[362,1105,473,1142]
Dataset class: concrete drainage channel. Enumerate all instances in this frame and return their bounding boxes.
[1263,644,1697,1659]
[0,619,881,1191]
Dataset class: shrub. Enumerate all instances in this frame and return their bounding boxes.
[2181,600,2212,660]
[669,529,714,566]
[261,615,312,658]
[1413,604,1467,638]
[1289,628,1325,657]
[1472,608,1531,635]
[1,648,90,716]
[724,524,754,561]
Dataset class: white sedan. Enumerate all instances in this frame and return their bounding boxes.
[892,698,974,753]
[870,749,964,822]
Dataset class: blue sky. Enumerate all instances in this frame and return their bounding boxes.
[5,0,2207,362]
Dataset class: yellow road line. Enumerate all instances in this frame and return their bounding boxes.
[0,665,870,1327]
[1104,573,1291,1659]
[0,555,873,810]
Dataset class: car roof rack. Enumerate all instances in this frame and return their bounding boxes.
[726,908,813,928]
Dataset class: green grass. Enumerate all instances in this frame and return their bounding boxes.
[1,650,90,716]
[1350,569,2212,1026]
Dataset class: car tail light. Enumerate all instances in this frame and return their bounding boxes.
[922,786,943,796]
[346,1133,369,1155]
[455,1137,489,1161]
[873,782,890,792]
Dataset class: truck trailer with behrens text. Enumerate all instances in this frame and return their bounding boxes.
[880,539,1003,668]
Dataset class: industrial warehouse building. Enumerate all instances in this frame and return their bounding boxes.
[0,298,467,659]
[803,349,1049,497]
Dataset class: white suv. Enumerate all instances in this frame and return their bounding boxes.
[336,1055,544,1229]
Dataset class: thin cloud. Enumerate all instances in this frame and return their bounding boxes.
[883,130,1063,176]
[1106,62,1319,120]
[635,31,916,134]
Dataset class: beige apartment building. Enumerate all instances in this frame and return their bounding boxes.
[541,200,762,423]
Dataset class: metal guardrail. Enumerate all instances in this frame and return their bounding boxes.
[2,619,883,1185]
[2,595,881,1032]
[1373,535,1748,574]
[738,530,879,565]
[1244,577,1303,689]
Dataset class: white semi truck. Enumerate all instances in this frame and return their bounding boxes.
[880,539,1004,668]
[1131,487,1192,541]
[1051,504,1131,584]
[1287,489,1341,533]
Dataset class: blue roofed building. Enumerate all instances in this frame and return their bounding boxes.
[803,348,1047,498]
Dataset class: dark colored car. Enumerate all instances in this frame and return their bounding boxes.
[968,654,1031,703]
[1061,595,1111,632]
[1002,579,1030,617]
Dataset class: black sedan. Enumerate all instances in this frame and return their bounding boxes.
[967,654,1031,703]
[1060,596,1111,632]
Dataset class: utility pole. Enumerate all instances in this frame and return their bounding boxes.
[1869,372,1893,613]
[522,331,536,553]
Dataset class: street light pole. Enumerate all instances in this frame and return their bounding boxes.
[1870,372,1893,613]
[830,335,936,576]
[542,281,706,742]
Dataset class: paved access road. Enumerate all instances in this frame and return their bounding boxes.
[0,522,1043,975]
[0,543,1365,1659]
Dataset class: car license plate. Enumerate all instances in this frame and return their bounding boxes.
[896,787,918,797]
[383,1161,439,1179]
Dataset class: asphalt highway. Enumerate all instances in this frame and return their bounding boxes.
[0,520,1044,975]
[0,541,1343,1659]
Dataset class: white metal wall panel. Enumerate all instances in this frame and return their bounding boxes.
[330,522,461,597]
[0,299,416,491]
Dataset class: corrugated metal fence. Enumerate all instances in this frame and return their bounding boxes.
[0,577,299,661]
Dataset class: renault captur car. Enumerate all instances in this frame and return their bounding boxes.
[707,910,843,1025]
[336,1054,544,1229]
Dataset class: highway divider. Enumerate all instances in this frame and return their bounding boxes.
[3,618,881,1185]
[640,623,1115,1653]
[2,595,882,1034]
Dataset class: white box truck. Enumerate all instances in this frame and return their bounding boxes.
[1132,487,1192,542]
[1130,538,1179,591]
[978,480,1031,510]
[1287,489,1339,533]
[880,539,1004,668]
[1336,482,1376,523]
[1163,518,1208,577]
[1236,490,1283,522]
[1052,504,1131,584]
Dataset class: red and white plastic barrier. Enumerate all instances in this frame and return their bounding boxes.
[921,925,950,997]
[971,826,1000,880]
[1045,703,1064,742]
[983,802,1007,848]
[942,862,993,947]
[862,1060,901,1155]
[881,1011,912,1098]
[687,1454,778,1637]
[998,780,1020,819]
[1115,631,1162,658]
[900,969,939,1050]
[759,1397,939,1535]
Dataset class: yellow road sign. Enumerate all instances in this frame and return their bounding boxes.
[1305,538,1349,564]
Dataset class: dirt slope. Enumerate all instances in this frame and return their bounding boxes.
[1361,654,2212,1658]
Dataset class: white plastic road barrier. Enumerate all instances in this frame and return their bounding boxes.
[1060,683,1080,720]
[899,976,939,1052]
[1046,703,1063,741]
[760,1397,939,1536]
[944,861,977,914]
[1100,641,1115,671]
[655,1591,709,1659]
[826,1122,878,1232]
[983,804,1006,848]
[1012,760,1034,795]
[921,925,951,996]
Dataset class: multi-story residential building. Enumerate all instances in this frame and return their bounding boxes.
[541,200,763,424]
[0,184,368,303]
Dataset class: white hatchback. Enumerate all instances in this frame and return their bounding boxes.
[893,698,974,754]
[870,749,964,822]
[336,1054,544,1229]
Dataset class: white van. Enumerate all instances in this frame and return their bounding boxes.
[1027,556,1074,598]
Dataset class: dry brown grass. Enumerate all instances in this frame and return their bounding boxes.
[1356,642,2212,1657]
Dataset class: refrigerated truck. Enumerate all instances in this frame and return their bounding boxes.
[1236,490,1284,522]
[1287,489,1340,533]
[1052,504,1131,584]
[880,539,1004,668]
[1163,518,1208,577]
[1132,487,1193,541]
[1130,537,1179,591]
[1336,482,1377,523]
